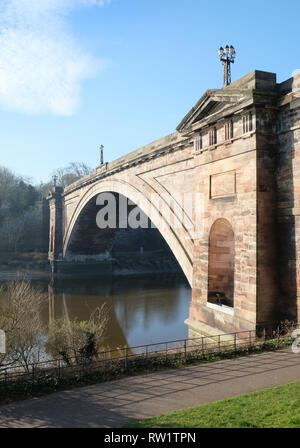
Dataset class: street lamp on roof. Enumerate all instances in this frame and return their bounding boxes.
[219,45,236,87]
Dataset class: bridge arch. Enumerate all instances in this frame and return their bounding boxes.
[63,179,193,285]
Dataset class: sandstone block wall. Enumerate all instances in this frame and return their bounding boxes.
[48,70,300,335]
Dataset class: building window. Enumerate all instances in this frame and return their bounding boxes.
[243,112,253,134]
[194,133,202,151]
[209,127,217,146]
[225,120,233,140]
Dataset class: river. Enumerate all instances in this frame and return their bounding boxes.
[1,273,192,354]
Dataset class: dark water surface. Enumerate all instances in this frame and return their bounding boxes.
[31,274,192,351]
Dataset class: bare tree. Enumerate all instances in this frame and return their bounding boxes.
[51,162,92,188]
[0,278,46,372]
[46,303,111,364]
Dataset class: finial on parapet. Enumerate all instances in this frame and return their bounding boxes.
[48,174,63,198]
[100,144,104,165]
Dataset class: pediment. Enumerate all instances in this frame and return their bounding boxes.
[176,88,251,133]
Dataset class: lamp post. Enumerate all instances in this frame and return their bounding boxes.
[100,144,104,165]
[218,45,236,87]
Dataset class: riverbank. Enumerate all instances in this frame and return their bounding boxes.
[0,270,51,280]
[0,252,51,280]
[0,252,50,279]
[0,250,182,280]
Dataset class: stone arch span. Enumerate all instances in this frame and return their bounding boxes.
[63,179,193,285]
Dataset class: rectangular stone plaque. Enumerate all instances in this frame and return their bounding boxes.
[210,170,236,198]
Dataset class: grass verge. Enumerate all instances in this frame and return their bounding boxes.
[125,381,300,428]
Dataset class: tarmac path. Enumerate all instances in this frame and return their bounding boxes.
[0,349,299,428]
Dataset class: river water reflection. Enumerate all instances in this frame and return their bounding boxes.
[42,274,191,351]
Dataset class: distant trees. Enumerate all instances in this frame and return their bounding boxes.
[0,162,92,255]
[0,167,42,253]
[0,167,39,219]
[0,215,25,253]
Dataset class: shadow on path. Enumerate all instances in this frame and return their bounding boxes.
[0,349,299,428]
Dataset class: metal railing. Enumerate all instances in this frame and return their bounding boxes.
[0,323,298,390]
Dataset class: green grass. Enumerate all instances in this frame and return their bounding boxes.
[125,381,300,428]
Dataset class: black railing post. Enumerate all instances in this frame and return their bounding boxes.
[184,339,187,362]
[202,337,204,356]
[124,347,128,371]
[234,333,237,353]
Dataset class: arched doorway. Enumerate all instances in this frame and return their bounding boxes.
[207,218,235,308]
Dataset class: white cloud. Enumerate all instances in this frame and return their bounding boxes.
[0,0,110,115]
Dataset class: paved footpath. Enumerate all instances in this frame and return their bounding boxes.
[0,349,299,428]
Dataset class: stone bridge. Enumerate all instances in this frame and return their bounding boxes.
[48,70,300,336]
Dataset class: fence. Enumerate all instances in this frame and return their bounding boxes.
[0,323,299,393]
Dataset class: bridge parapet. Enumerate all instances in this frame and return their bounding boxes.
[64,131,188,195]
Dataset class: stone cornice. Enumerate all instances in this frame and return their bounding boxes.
[63,137,193,196]
[178,90,280,135]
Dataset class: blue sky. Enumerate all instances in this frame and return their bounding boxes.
[0,0,299,184]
